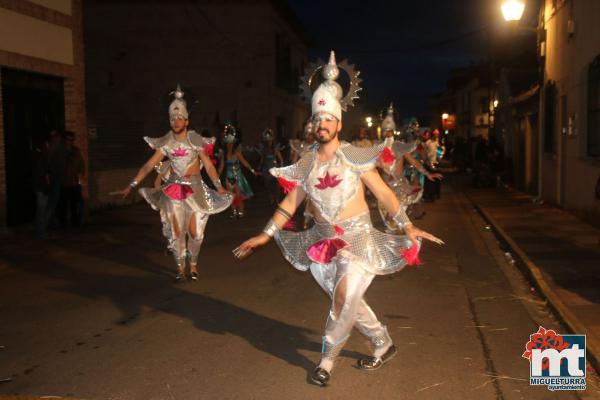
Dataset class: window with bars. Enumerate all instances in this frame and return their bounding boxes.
[588,55,600,157]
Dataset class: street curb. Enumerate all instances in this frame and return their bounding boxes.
[475,204,600,373]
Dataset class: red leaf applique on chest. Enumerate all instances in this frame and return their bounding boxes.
[172,148,189,158]
[315,172,342,190]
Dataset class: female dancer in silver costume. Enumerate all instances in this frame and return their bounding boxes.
[377,104,442,231]
[118,86,233,281]
[234,52,443,386]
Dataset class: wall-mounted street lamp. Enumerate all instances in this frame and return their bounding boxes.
[365,116,373,128]
[501,0,525,22]
[501,0,544,37]
[441,113,449,120]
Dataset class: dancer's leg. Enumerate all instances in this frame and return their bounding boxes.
[318,257,375,373]
[187,212,208,276]
[167,200,188,276]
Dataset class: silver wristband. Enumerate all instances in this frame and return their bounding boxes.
[213,179,223,189]
[262,219,280,237]
[129,180,139,188]
[392,208,412,230]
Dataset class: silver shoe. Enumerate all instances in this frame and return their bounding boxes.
[357,345,397,370]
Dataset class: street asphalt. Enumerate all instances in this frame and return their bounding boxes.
[0,184,599,399]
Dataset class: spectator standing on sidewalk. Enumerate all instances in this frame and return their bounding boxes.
[32,135,50,239]
[46,130,66,228]
[59,131,85,227]
[352,127,374,148]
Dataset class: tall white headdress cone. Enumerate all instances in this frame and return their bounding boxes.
[311,51,343,120]
[168,84,189,121]
[381,102,396,132]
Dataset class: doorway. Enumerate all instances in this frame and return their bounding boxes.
[1,68,65,226]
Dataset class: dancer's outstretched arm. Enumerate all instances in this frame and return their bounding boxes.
[117,149,165,198]
[236,150,258,176]
[233,186,306,259]
[404,153,442,181]
[361,168,444,246]
[198,151,227,194]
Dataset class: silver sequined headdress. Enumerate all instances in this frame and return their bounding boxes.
[168,84,189,122]
[381,102,396,133]
[300,50,362,121]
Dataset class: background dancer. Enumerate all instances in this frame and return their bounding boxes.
[116,85,232,281]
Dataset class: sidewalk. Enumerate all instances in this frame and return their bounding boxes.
[465,186,600,369]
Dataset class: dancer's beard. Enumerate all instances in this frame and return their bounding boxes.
[172,125,186,134]
[316,128,338,144]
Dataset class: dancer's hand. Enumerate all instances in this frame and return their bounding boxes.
[405,224,444,246]
[427,172,443,181]
[233,233,270,260]
[110,187,132,199]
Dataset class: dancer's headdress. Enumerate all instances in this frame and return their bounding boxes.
[300,50,362,121]
[381,103,396,133]
[168,84,188,122]
[262,128,274,142]
[223,123,237,144]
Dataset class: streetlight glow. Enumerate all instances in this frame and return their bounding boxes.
[442,113,449,120]
[365,116,372,124]
[501,0,525,22]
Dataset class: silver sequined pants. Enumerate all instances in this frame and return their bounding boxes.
[310,257,391,360]
[164,199,209,267]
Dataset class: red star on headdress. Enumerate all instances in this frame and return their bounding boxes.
[318,99,326,106]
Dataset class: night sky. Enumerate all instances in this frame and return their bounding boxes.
[287,0,538,120]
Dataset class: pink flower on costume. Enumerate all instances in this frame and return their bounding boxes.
[163,184,194,200]
[401,244,422,266]
[307,238,348,264]
[172,148,189,157]
[315,172,342,190]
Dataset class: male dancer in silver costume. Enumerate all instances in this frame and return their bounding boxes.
[378,103,442,231]
[234,52,443,386]
[118,86,233,281]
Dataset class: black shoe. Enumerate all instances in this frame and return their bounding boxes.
[190,271,198,281]
[357,345,397,371]
[310,367,330,386]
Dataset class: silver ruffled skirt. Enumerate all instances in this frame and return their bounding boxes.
[138,174,233,216]
[274,212,414,276]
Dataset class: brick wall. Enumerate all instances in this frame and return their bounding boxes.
[0,0,87,227]
[63,0,87,197]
